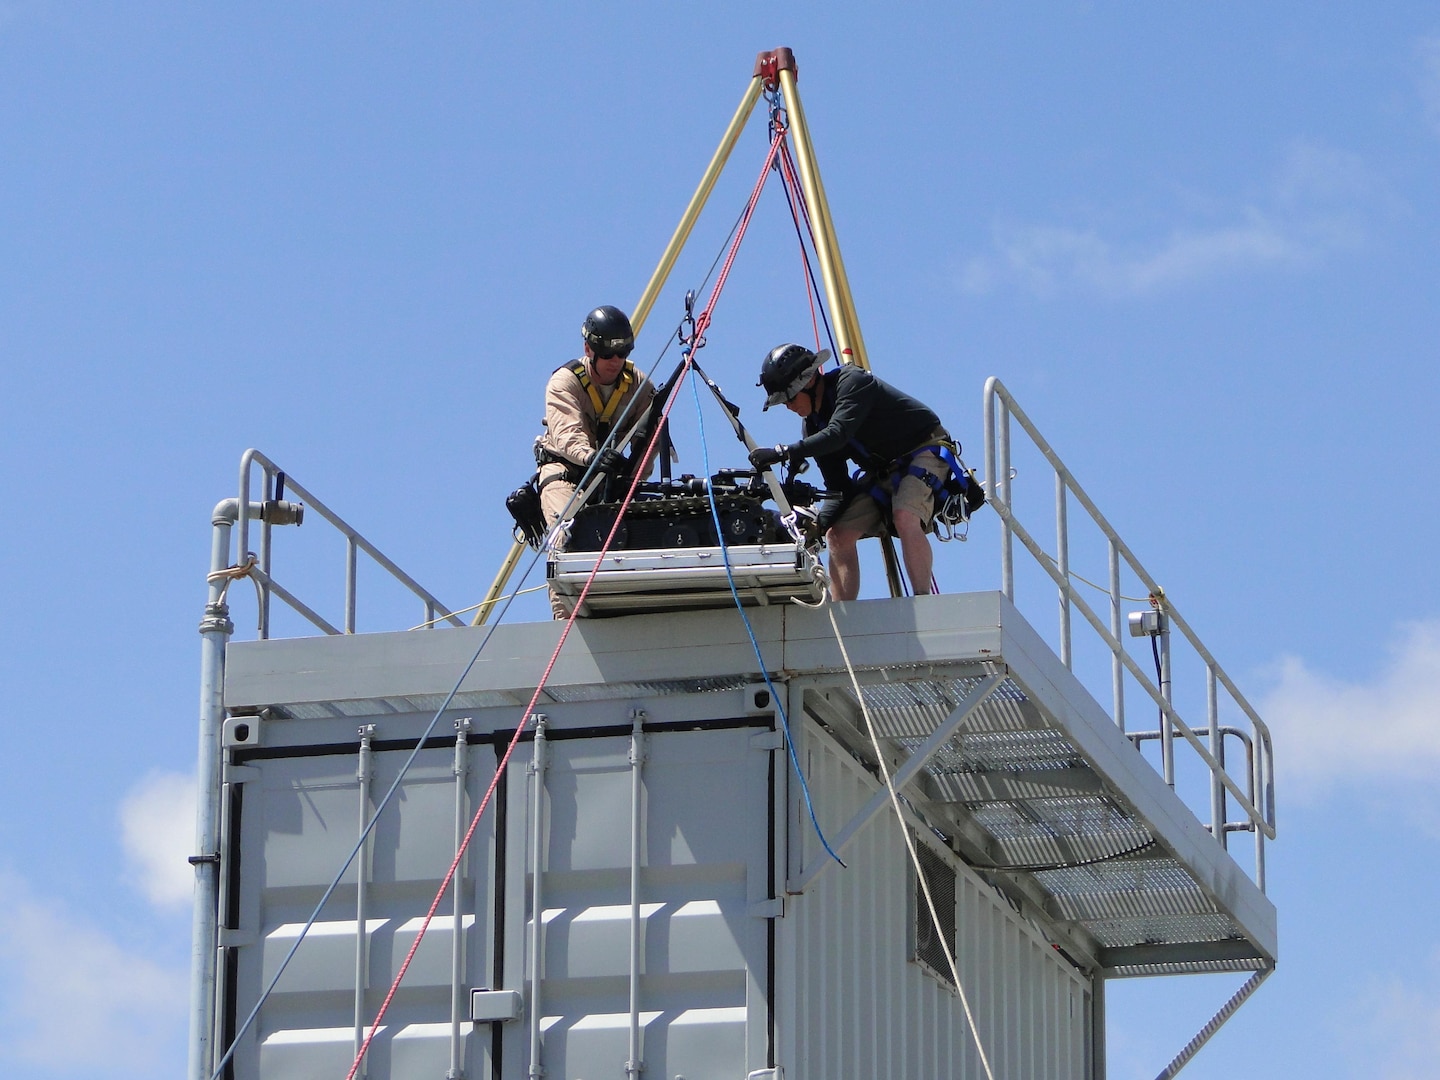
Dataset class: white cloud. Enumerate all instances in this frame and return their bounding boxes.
[0,872,187,1073]
[1418,36,1440,136]
[1259,620,1440,797]
[1349,952,1440,1080]
[120,770,196,908]
[960,140,1379,298]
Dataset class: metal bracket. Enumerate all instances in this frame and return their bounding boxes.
[217,926,257,947]
[788,673,1005,893]
[749,730,784,752]
[1154,965,1273,1078]
[470,988,524,1023]
[748,898,785,919]
[222,763,260,785]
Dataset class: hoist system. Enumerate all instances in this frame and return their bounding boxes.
[479,46,911,624]
[190,47,1278,1080]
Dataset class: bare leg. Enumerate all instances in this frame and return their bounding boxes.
[893,509,934,595]
[825,525,864,601]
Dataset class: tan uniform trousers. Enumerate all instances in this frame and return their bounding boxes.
[539,469,580,619]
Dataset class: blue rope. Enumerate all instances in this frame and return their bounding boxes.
[688,374,846,868]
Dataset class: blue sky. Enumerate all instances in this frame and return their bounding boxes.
[3,4,1439,1077]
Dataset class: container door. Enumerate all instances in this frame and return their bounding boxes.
[498,725,776,1080]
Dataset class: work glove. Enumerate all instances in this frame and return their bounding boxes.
[594,447,626,476]
[749,443,794,471]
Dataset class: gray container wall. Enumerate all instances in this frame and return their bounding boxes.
[217,695,1094,1079]
[781,712,1094,1079]
[220,708,777,1080]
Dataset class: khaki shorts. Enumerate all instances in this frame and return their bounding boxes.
[831,447,949,538]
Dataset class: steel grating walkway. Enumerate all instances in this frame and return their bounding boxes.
[226,590,1275,980]
[793,658,1272,977]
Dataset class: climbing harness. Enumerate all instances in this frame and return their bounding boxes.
[848,436,987,542]
[566,357,639,441]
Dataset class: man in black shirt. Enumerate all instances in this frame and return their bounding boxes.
[749,344,952,601]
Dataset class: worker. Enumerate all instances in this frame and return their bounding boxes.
[749,343,952,602]
[535,304,656,616]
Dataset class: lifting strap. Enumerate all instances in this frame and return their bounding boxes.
[567,359,638,439]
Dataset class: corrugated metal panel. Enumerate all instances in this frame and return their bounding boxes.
[497,727,772,1080]
[222,716,774,1080]
[783,721,1093,1079]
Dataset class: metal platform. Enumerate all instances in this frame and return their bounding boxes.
[225,590,1276,980]
[549,542,826,616]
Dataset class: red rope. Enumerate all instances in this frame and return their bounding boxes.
[346,119,791,1080]
[344,355,709,1080]
[688,126,786,350]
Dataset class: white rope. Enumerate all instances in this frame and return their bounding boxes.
[826,605,997,1080]
[407,583,551,630]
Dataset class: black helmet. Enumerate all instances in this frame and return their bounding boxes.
[759,343,830,410]
[581,305,635,359]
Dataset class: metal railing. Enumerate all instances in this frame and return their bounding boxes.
[235,448,465,638]
[982,378,1276,890]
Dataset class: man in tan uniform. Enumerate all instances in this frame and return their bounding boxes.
[535,305,656,616]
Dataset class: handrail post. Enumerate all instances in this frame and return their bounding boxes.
[345,537,358,634]
[1159,609,1175,787]
[1109,540,1125,731]
[1208,668,1226,850]
[1056,473,1071,669]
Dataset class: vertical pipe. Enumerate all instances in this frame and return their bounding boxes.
[190,513,235,1080]
[345,538,358,635]
[449,718,472,1080]
[1207,669,1226,850]
[527,717,550,1080]
[1108,541,1124,732]
[259,466,275,641]
[353,724,376,1079]
[212,754,236,1065]
[1056,474,1071,669]
[627,710,647,1079]
[1090,974,1106,1080]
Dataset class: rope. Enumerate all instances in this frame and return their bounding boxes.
[407,584,550,629]
[206,552,264,610]
[825,604,997,1080]
[689,376,846,867]
[770,126,823,352]
[776,140,838,360]
[208,536,554,1080]
[344,337,705,1080]
[217,127,814,1078]
[1037,550,1150,604]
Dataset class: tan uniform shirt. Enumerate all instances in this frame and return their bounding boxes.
[536,361,656,486]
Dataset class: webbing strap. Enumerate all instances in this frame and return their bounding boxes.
[568,359,637,431]
[853,439,967,509]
